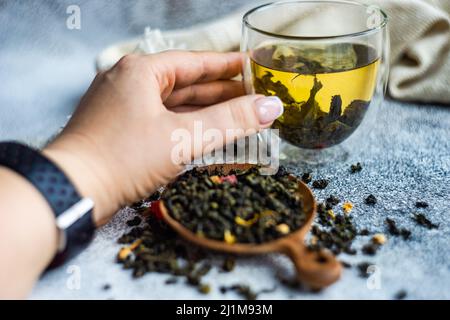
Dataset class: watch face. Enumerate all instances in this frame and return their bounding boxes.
[56,198,95,230]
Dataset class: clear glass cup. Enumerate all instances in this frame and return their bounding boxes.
[241,0,389,164]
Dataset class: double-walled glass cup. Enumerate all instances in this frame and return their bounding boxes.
[241,0,389,164]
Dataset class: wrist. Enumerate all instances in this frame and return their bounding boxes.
[0,167,59,295]
[43,134,119,226]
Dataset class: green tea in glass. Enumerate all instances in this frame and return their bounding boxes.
[241,0,389,162]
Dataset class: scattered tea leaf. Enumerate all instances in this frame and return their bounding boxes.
[222,257,236,272]
[362,242,380,255]
[385,218,400,236]
[385,218,411,240]
[394,290,407,300]
[165,277,178,285]
[221,284,257,300]
[126,216,142,227]
[350,163,363,173]
[326,195,340,208]
[313,179,329,189]
[357,262,373,278]
[359,229,370,236]
[340,261,352,269]
[301,172,313,184]
[198,284,211,294]
[365,194,377,206]
[415,201,429,208]
[413,213,438,229]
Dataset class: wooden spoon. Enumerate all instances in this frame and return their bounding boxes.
[159,164,341,289]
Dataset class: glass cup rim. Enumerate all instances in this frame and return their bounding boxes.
[243,0,388,40]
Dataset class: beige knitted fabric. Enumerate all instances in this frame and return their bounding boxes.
[366,0,450,103]
[97,0,450,103]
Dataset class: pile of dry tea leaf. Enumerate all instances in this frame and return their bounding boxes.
[118,211,212,286]
[114,163,439,299]
[309,201,358,255]
[117,207,274,299]
[161,167,306,244]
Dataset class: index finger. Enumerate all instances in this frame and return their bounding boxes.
[148,51,244,90]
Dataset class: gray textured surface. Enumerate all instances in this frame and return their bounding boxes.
[0,1,449,299]
[30,100,450,300]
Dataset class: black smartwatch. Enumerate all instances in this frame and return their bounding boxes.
[0,142,96,268]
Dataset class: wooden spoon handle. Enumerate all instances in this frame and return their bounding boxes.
[283,241,342,290]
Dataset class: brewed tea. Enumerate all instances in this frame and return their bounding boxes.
[251,43,379,149]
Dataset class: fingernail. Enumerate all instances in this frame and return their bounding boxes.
[255,96,284,124]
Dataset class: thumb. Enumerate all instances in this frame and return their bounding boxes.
[176,94,284,158]
[183,94,284,132]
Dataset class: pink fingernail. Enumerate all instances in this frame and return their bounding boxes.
[255,96,284,125]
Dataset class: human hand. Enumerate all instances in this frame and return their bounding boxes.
[44,51,283,226]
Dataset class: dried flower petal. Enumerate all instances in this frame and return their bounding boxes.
[327,209,336,219]
[224,230,236,244]
[149,200,163,220]
[220,175,238,185]
[117,247,132,262]
[210,176,222,184]
[276,223,290,234]
[235,214,260,227]
[342,202,354,214]
[372,234,387,245]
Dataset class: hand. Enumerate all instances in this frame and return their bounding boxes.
[44,51,283,226]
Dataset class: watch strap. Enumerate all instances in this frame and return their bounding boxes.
[0,142,95,268]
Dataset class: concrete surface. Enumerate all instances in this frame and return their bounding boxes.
[0,0,448,300]
[30,99,450,300]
